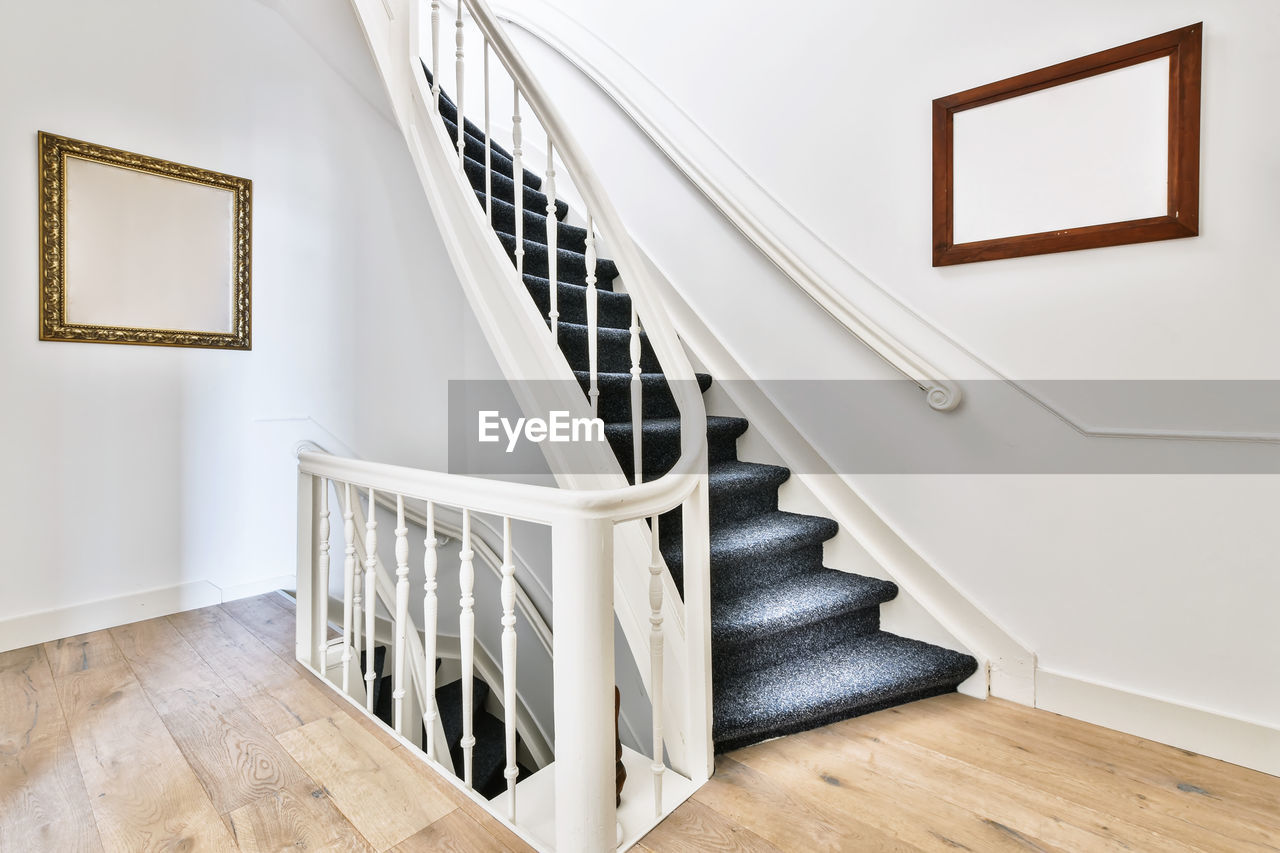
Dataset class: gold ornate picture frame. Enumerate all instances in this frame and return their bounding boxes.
[38,131,252,349]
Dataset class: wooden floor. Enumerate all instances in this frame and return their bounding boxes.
[0,594,1275,852]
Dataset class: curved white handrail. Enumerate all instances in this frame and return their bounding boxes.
[481,0,963,412]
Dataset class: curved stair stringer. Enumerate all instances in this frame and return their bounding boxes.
[626,247,1037,704]
[351,14,702,776]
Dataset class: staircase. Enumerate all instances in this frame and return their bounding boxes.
[429,80,978,753]
[364,645,529,798]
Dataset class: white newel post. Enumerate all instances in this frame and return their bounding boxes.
[682,478,715,781]
[296,472,317,667]
[551,517,617,852]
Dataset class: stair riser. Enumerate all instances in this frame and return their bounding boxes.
[712,607,881,682]
[496,231,619,288]
[661,485,780,540]
[463,156,568,221]
[526,277,632,330]
[435,91,515,164]
[584,374,710,423]
[556,324,660,374]
[487,195,589,255]
[710,542,829,593]
[443,117,543,190]
[713,681,964,754]
[606,426,742,483]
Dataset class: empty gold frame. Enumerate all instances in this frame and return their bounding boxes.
[38,132,252,349]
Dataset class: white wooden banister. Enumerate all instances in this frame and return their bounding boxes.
[319,0,718,846]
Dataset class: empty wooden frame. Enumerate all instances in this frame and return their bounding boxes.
[38,131,252,348]
[932,23,1202,266]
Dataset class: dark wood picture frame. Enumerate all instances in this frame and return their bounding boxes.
[932,23,1202,266]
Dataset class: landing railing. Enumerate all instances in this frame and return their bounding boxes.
[302,0,715,849]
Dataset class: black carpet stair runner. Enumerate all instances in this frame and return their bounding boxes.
[429,73,977,752]
[366,648,526,799]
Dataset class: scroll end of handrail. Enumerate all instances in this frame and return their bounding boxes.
[296,440,329,459]
[925,382,962,413]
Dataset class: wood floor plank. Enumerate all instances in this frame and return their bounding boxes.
[638,798,782,852]
[0,644,104,852]
[226,780,374,852]
[692,755,917,853]
[864,697,1279,850]
[43,629,124,678]
[827,718,1199,852]
[928,694,1280,829]
[160,691,312,815]
[54,660,235,852]
[394,743,537,852]
[109,617,228,715]
[168,605,339,736]
[729,723,1056,852]
[277,713,455,850]
[221,594,299,658]
[391,808,513,852]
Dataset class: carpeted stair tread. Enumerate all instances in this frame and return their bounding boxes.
[712,570,898,646]
[524,275,632,329]
[463,154,568,221]
[427,68,517,164]
[495,230,619,289]
[553,320,659,374]
[485,196,589,255]
[665,510,838,572]
[469,710,510,799]
[574,370,713,422]
[605,417,749,477]
[712,632,978,751]
[442,116,543,190]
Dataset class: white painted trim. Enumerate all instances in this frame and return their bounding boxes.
[490,0,1280,443]
[0,574,296,654]
[1036,668,1280,778]
[218,573,297,603]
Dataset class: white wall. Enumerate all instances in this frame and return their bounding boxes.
[488,0,1280,752]
[0,0,500,645]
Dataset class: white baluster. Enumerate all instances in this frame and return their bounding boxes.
[585,216,599,416]
[351,485,364,694]
[364,487,378,713]
[430,0,440,105]
[459,509,476,787]
[512,86,524,278]
[648,515,665,816]
[393,495,410,734]
[483,39,492,225]
[317,478,331,667]
[630,306,643,484]
[423,502,439,758]
[342,482,355,694]
[500,516,519,818]
[545,141,558,339]
[455,1,465,165]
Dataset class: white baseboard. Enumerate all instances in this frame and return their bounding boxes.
[1035,668,1280,778]
[218,574,296,603]
[0,575,296,654]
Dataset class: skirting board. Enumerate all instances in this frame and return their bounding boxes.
[1036,668,1280,778]
[0,574,297,654]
